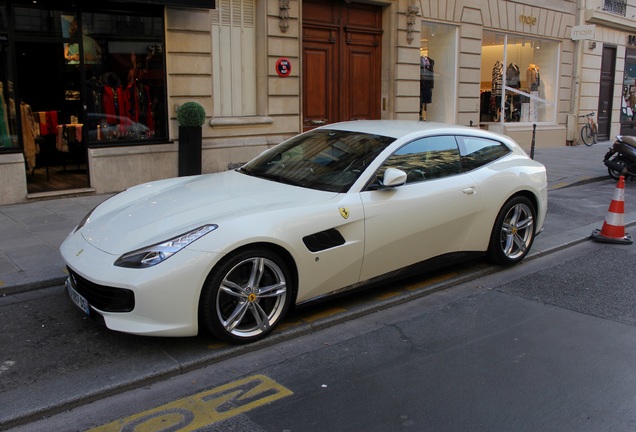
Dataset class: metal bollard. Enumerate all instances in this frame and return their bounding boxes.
[530,124,536,159]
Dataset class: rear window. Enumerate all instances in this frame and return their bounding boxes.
[457,136,510,172]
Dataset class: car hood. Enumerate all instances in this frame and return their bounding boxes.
[80,170,339,254]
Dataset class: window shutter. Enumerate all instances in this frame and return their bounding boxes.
[212,0,256,116]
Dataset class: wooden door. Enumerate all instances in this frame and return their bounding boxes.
[302,0,382,131]
[597,45,616,140]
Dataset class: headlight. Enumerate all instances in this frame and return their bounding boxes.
[114,224,218,268]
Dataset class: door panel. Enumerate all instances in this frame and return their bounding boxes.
[342,30,381,121]
[302,26,337,129]
[360,175,481,282]
[302,0,382,131]
[597,45,616,140]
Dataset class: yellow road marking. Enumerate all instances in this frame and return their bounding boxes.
[375,291,401,300]
[406,273,456,291]
[89,374,292,432]
[303,307,347,322]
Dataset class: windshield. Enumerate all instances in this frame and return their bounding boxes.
[240,129,395,192]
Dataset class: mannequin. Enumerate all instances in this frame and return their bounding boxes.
[506,63,520,88]
[527,64,540,92]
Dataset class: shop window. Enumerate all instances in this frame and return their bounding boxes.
[480,32,559,125]
[419,22,457,123]
[12,5,166,154]
[212,0,256,117]
[79,11,167,144]
[0,5,17,151]
[621,48,636,134]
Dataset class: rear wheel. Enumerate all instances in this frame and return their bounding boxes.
[581,124,594,146]
[487,196,536,265]
[607,155,628,180]
[200,248,292,344]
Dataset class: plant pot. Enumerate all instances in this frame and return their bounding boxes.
[178,126,202,176]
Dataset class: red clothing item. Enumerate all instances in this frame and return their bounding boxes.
[123,81,154,131]
[102,86,126,124]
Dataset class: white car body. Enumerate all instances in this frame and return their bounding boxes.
[61,121,547,340]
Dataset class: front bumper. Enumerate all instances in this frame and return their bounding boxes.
[61,232,222,337]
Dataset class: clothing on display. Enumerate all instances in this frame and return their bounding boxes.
[420,55,434,105]
[20,103,40,170]
[492,60,503,97]
[527,64,540,91]
[56,124,83,153]
[0,82,12,148]
[506,63,520,88]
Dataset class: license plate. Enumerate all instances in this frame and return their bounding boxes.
[66,278,90,316]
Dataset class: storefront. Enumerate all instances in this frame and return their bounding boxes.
[416,0,574,148]
[0,0,580,205]
[620,47,636,135]
[0,0,214,204]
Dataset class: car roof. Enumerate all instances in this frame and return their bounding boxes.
[319,120,476,139]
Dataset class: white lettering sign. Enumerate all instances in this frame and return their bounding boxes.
[571,25,596,40]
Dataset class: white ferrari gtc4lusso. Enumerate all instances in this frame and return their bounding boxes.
[61,120,547,344]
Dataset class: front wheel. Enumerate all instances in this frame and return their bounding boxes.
[581,124,594,146]
[487,196,536,265]
[199,248,293,344]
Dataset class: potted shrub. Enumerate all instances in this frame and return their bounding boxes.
[177,102,206,176]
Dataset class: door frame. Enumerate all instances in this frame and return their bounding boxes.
[597,45,616,140]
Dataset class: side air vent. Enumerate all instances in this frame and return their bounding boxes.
[303,229,346,252]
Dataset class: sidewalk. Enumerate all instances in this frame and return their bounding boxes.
[0,141,633,296]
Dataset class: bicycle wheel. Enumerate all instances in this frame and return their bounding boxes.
[581,124,594,146]
[592,125,598,144]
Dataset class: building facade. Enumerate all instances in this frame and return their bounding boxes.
[0,0,631,205]
[576,0,636,138]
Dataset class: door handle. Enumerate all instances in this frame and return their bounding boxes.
[309,120,327,126]
[462,187,476,195]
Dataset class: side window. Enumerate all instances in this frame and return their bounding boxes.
[457,136,511,172]
[378,135,460,184]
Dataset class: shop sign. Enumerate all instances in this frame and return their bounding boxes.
[276,58,292,78]
[571,25,596,41]
[519,15,537,26]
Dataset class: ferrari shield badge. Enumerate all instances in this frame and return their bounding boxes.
[339,207,350,219]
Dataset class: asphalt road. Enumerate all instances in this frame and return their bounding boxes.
[8,240,636,432]
[2,179,636,430]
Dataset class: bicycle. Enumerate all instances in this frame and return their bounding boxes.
[579,112,598,146]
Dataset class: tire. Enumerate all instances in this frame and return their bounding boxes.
[607,155,628,181]
[581,124,594,146]
[199,248,293,344]
[486,196,536,266]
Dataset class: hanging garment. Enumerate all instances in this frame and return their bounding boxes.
[420,56,435,104]
[492,60,503,96]
[20,103,39,170]
[0,82,11,148]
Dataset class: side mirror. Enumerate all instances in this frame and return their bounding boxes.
[380,168,407,188]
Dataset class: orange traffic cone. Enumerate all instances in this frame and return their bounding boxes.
[591,175,633,244]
